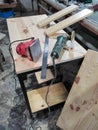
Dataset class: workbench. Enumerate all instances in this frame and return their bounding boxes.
[7,14,87,118]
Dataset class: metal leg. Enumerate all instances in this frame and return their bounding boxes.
[17,73,33,118]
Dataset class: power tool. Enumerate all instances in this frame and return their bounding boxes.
[50,35,68,80]
[16,38,42,62]
[51,35,68,59]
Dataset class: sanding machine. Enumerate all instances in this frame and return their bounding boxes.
[16,38,42,62]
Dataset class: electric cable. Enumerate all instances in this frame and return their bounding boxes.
[9,37,37,128]
[45,56,57,114]
[9,37,34,90]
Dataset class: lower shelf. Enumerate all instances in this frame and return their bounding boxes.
[27,82,68,113]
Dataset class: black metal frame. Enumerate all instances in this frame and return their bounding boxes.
[16,57,84,118]
[17,67,41,118]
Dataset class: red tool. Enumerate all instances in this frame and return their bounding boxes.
[16,38,42,62]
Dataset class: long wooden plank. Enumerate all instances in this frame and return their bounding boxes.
[27,82,68,113]
[57,50,98,130]
[37,4,78,28]
[45,9,93,36]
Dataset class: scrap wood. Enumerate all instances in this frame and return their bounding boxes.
[45,9,93,36]
[57,49,98,130]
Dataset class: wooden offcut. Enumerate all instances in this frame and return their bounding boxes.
[27,82,68,113]
[57,50,98,130]
[35,69,54,84]
[37,4,78,28]
[45,9,93,36]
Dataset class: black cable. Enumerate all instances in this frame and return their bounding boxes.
[9,37,34,90]
[45,56,57,114]
[8,37,43,130]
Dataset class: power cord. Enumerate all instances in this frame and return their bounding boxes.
[45,56,57,114]
[9,37,34,90]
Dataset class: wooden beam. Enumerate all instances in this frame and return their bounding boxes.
[57,50,98,130]
[37,4,78,27]
[27,82,68,113]
[45,9,93,36]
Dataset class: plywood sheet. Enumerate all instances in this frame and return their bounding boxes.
[27,82,68,113]
[35,69,54,84]
[7,15,86,74]
[45,9,93,36]
[57,50,98,130]
[37,4,78,27]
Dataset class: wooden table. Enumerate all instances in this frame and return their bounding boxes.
[7,14,87,117]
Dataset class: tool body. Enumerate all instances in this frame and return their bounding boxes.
[51,35,68,59]
[16,38,42,62]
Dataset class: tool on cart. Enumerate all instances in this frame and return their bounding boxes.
[41,35,68,79]
[16,38,42,62]
[51,35,68,59]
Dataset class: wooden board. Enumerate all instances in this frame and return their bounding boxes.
[37,4,78,27]
[45,9,93,36]
[57,50,98,130]
[27,82,68,113]
[7,15,86,74]
[35,69,54,84]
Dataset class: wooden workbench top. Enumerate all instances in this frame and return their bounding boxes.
[7,14,87,74]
